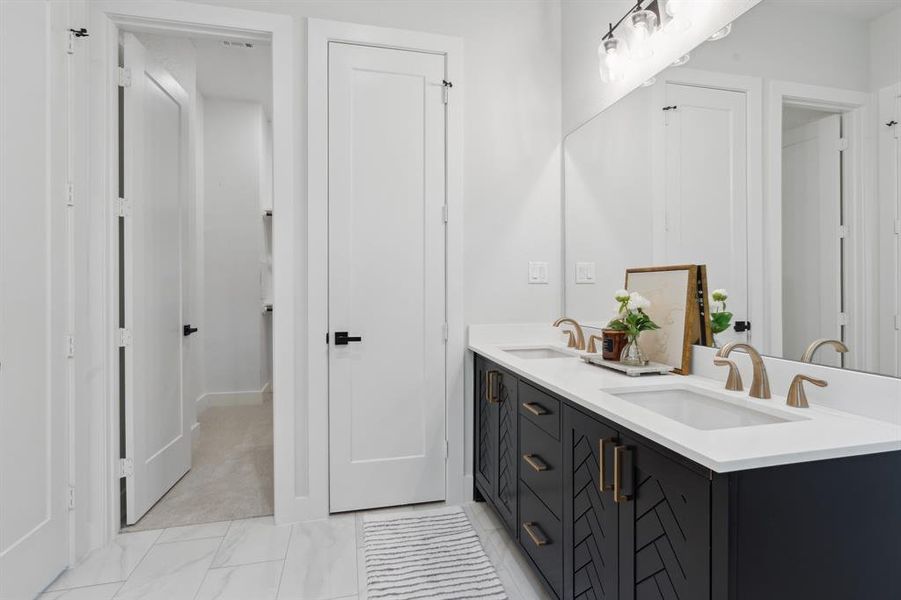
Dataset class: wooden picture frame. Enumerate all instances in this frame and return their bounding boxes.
[624,264,713,374]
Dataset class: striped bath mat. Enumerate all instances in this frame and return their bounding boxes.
[362,507,508,599]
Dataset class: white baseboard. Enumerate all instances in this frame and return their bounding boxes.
[197,390,265,414]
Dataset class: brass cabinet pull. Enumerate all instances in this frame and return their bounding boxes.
[613,445,631,504]
[522,402,547,416]
[522,522,548,546]
[486,370,499,404]
[599,438,613,492]
[522,454,547,472]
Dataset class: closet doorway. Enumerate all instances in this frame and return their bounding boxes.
[118,30,275,530]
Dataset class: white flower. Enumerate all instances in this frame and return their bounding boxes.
[614,289,630,302]
[627,292,651,311]
[712,289,728,302]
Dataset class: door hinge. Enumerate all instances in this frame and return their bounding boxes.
[119,458,134,478]
[443,440,449,460]
[442,205,448,223]
[442,80,453,104]
[118,328,132,347]
[894,314,900,331]
[894,219,901,235]
[66,28,88,55]
[836,138,849,152]
[66,182,75,207]
[442,322,449,342]
[838,224,849,239]
[117,66,132,88]
[67,486,76,510]
[65,334,75,358]
[838,312,849,327]
[115,197,131,217]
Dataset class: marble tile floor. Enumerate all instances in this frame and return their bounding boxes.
[42,502,552,600]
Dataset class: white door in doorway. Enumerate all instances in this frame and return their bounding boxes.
[328,43,447,513]
[661,83,749,346]
[782,114,843,366]
[0,2,69,596]
[121,33,191,525]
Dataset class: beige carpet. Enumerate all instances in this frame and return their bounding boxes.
[125,395,273,531]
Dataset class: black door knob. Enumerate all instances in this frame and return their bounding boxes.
[183,324,199,336]
[334,331,362,345]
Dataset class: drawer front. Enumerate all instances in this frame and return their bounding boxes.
[519,381,561,440]
[519,483,563,598]
[520,417,562,519]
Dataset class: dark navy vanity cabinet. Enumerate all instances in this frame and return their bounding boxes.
[473,354,901,600]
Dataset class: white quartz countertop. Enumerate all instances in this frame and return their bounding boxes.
[469,324,901,473]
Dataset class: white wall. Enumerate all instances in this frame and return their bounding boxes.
[186,0,564,325]
[869,6,901,93]
[202,98,266,396]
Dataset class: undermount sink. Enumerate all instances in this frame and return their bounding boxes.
[502,346,575,360]
[603,384,806,430]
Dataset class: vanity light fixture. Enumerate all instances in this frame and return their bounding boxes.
[627,4,658,60]
[708,22,732,41]
[671,53,691,67]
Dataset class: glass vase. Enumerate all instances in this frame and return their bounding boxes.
[620,334,649,366]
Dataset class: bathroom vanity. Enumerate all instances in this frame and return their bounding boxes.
[470,328,901,600]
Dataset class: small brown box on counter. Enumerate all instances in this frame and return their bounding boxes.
[602,329,628,361]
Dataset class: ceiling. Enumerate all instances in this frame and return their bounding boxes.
[769,0,899,21]
[194,38,273,118]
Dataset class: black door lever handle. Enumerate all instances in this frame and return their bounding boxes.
[183,324,199,336]
[334,331,362,345]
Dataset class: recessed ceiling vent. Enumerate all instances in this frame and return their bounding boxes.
[221,40,255,49]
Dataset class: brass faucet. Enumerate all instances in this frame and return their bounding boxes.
[553,317,585,351]
[716,342,771,399]
[713,358,743,391]
[786,374,828,408]
[801,339,848,363]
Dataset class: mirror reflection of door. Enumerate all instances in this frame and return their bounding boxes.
[661,82,749,347]
[781,109,843,367]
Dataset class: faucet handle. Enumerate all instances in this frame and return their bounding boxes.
[563,329,577,349]
[587,334,603,354]
[786,374,828,408]
[713,358,744,391]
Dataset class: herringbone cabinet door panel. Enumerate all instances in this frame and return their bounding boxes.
[496,377,517,522]
[631,444,710,600]
[566,409,619,600]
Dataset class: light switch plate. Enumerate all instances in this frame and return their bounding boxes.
[528,261,549,284]
[575,261,596,284]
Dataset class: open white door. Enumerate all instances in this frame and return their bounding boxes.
[327,42,447,512]
[0,1,69,596]
[662,83,749,346]
[121,33,191,525]
[782,114,843,366]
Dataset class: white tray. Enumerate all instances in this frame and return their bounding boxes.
[581,354,674,377]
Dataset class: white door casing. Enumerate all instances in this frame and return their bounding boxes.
[121,33,191,525]
[782,114,843,366]
[327,42,447,513]
[661,83,749,346]
[0,1,70,597]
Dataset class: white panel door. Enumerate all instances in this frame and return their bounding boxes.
[0,1,69,597]
[328,43,446,513]
[122,34,191,525]
[663,83,748,346]
[782,115,843,366]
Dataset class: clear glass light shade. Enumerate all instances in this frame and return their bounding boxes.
[709,22,732,41]
[598,37,628,83]
[628,10,658,60]
[663,0,691,32]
